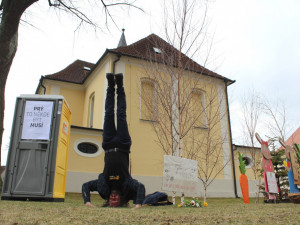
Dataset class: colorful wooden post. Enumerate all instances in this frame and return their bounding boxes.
[255,133,278,203]
[279,139,300,203]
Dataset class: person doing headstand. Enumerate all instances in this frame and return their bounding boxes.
[82,73,145,208]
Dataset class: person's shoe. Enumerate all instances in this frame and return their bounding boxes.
[106,73,115,87]
[115,73,123,87]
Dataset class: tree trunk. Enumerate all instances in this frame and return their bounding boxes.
[0,31,16,166]
[203,187,207,203]
[0,79,5,166]
[0,0,38,164]
[255,178,259,204]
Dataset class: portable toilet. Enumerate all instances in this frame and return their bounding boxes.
[1,95,71,201]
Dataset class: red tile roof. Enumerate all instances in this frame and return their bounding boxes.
[44,34,234,85]
[285,127,300,146]
[44,60,94,84]
[109,34,233,83]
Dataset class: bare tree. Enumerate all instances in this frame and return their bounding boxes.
[185,86,231,202]
[141,58,231,202]
[240,89,262,203]
[139,0,211,157]
[0,0,142,165]
[139,0,233,200]
[240,92,295,202]
[140,60,210,156]
[262,99,294,142]
[164,0,213,158]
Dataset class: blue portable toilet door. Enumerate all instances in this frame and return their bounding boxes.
[10,100,55,196]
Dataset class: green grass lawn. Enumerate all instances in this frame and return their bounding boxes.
[0,193,300,225]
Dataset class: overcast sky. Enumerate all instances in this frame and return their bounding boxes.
[1,0,300,165]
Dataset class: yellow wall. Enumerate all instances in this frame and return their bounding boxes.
[68,128,104,172]
[189,79,225,179]
[234,146,262,181]
[40,53,231,182]
[82,60,109,129]
[38,80,85,127]
[125,62,165,177]
[59,88,85,126]
[122,59,228,179]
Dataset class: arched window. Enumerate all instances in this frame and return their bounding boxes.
[242,156,253,168]
[88,93,95,128]
[140,78,156,121]
[191,89,207,128]
[74,138,103,157]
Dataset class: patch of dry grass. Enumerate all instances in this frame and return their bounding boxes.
[0,194,300,224]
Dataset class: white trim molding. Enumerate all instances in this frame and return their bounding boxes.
[74,138,103,158]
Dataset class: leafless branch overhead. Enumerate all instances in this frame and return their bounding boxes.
[47,0,143,30]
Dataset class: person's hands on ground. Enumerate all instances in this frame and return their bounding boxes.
[85,202,96,207]
[133,204,142,209]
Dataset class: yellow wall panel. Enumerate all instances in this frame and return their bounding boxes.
[67,130,105,173]
[59,88,85,127]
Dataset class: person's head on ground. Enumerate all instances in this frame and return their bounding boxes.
[109,190,122,207]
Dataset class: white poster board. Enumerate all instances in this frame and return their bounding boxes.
[21,101,54,140]
[266,171,278,194]
[162,155,198,194]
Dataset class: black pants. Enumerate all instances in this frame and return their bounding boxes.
[82,85,132,203]
[102,85,131,151]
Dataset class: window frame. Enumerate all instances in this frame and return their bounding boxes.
[140,78,157,122]
[191,88,207,129]
[88,93,95,128]
[242,155,254,169]
[74,138,103,158]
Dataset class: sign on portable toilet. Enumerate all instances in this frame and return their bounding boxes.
[1,95,71,202]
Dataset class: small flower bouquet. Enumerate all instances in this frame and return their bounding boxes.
[178,198,203,208]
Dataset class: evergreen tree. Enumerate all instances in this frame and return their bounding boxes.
[257,167,266,201]
[270,149,289,200]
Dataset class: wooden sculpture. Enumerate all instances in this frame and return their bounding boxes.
[255,133,278,203]
[279,139,300,203]
[238,152,249,204]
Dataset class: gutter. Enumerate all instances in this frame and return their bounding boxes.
[225,80,238,198]
[107,49,236,85]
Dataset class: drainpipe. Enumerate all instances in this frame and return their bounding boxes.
[112,54,121,74]
[225,81,238,198]
[36,76,46,94]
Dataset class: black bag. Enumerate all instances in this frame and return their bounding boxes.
[142,192,173,206]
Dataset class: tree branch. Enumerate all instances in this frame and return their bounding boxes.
[48,0,60,7]
[47,0,144,31]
